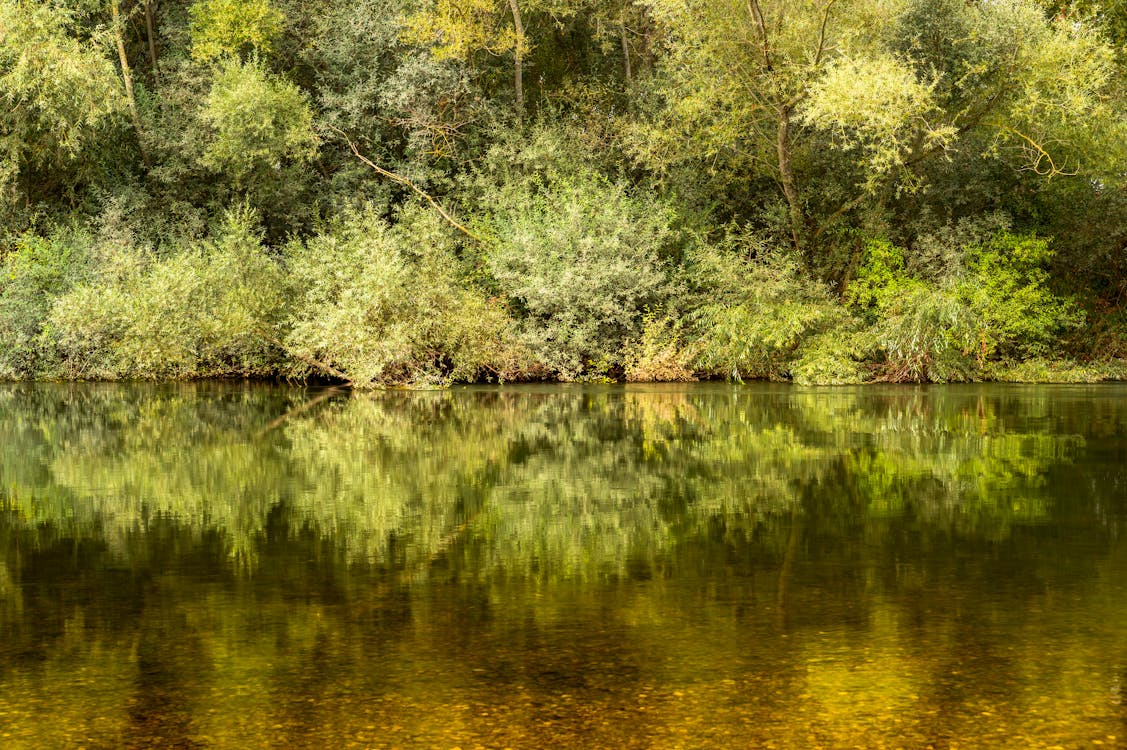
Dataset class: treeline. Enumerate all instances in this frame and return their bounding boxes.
[2,0,1126,385]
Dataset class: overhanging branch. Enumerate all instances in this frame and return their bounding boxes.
[327,125,483,243]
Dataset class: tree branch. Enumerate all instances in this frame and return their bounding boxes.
[813,0,838,68]
[745,0,773,72]
[328,125,483,243]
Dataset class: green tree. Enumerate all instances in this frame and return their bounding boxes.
[0,0,124,210]
[198,57,318,186]
[403,0,529,116]
[476,129,677,378]
[189,0,284,61]
[283,205,524,386]
[798,0,1127,216]
[640,0,877,256]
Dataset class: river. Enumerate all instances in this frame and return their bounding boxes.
[1,383,1125,748]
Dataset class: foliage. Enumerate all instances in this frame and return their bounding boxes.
[848,231,1085,381]
[402,0,520,61]
[0,0,123,207]
[479,145,677,379]
[961,232,1085,360]
[864,284,979,383]
[190,0,285,62]
[46,206,286,379]
[689,238,860,382]
[789,331,868,385]
[0,227,92,378]
[199,58,318,185]
[985,357,1127,383]
[800,53,956,190]
[283,206,525,386]
[0,0,1124,384]
[623,314,698,382]
[302,0,477,161]
[885,0,1127,180]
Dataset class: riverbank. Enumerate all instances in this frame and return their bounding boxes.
[4,356,1126,388]
[4,208,1125,388]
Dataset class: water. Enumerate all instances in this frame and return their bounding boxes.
[1,382,1126,748]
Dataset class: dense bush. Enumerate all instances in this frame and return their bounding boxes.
[623,314,697,383]
[283,205,526,387]
[0,228,91,378]
[481,164,676,379]
[688,237,862,383]
[47,207,285,379]
[199,58,318,186]
[847,232,1084,382]
[961,232,1085,360]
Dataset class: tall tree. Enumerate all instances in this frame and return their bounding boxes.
[110,0,151,166]
[642,0,1125,264]
[641,0,870,256]
[0,0,124,209]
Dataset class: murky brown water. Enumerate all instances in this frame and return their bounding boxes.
[1,382,1126,748]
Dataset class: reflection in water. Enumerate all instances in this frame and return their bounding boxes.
[0,382,1125,747]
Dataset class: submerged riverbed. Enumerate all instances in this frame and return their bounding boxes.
[1,383,1126,748]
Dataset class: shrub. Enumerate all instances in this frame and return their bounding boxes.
[199,58,317,186]
[482,170,676,379]
[190,0,284,62]
[958,232,1085,360]
[283,205,525,387]
[0,228,92,378]
[789,332,867,385]
[688,238,859,382]
[847,231,1084,381]
[623,314,698,383]
[864,285,978,382]
[47,206,285,379]
[985,357,1125,384]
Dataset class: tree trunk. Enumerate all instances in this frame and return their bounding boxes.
[144,0,159,86]
[776,105,803,256]
[111,0,151,168]
[748,0,804,256]
[508,0,525,120]
[620,19,632,82]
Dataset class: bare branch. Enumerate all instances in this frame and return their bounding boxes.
[813,0,838,68]
[1003,128,1077,178]
[327,125,483,243]
[745,0,773,72]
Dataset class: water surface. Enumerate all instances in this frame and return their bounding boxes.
[1,383,1126,748]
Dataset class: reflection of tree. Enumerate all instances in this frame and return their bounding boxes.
[1,383,1125,746]
[0,383,1089,578]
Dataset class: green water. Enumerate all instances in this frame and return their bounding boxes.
[1,383,1126,748]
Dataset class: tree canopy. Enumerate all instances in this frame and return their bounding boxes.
[1,0,1125,384]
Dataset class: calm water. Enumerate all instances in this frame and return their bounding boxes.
[1,383,1126,748]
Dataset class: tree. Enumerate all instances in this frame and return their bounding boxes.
[0,0,124,209]
[802,0,1126,203]
[640,0,871,256]
[403,0,526,118]
[403,0,588,120]
[642,0,1125,266]
[110,0,150,166]
[189,0,284,61]
[198,57,318,187]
